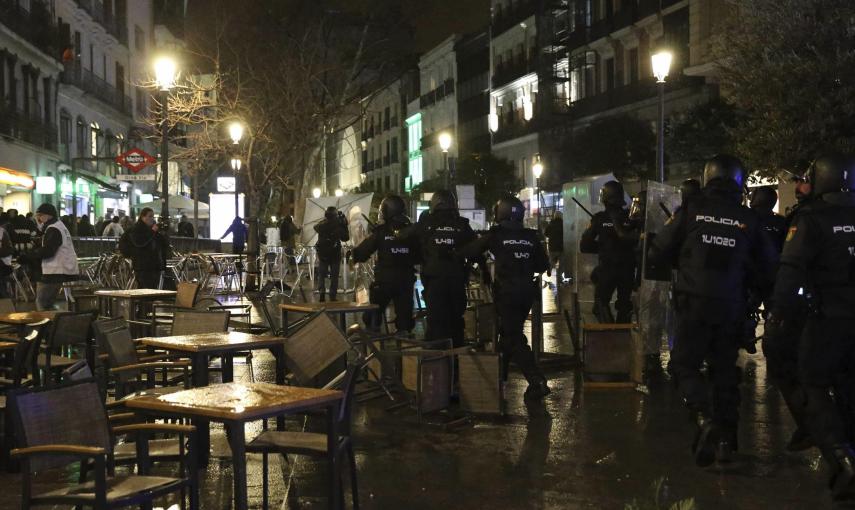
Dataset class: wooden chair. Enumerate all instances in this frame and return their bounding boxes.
[247,360,362,510]
[8,379,197,509]
[103,326,190,399]
[282,311,350,388]
[36,311,95,386]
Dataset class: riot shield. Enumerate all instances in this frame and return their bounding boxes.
[636,180,681,355]
[562,173,621,325]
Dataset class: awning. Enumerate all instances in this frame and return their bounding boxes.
[73,169,122,192]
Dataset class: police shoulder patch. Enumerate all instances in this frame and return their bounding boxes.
[785,226,797,242]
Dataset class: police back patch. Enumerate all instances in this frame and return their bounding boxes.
[786,226,797,242]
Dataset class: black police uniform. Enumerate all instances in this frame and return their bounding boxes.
[770,192,855,494]
[400,209,475,347]
[462,221,549,385]
[314,212,349,301]
[352,216,419,332]
[580,207,638,322]
[649,180,776,462]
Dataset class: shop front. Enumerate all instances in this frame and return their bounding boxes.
[0,167,36,213]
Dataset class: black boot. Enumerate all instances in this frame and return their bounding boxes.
[830,445,855,500]
[524,377,551,400]
[691,411,717,467]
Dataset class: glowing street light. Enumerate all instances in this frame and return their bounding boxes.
[153,56,177,91]
[439,132,453,188]
[153,55,178,227]
[334,189,344,197]
[651,50,673,83]
[651,50,673,182]
[312,187,322,199]
[438,132,452,152]
[229,121,244,145]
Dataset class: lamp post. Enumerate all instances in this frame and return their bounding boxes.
[153,56,177,226]
[312,187,322,199]
[334,189,344,197]
[531,155,545,363]
[230,157,242,218]
[651,50,672,183]
[439,132,452,189]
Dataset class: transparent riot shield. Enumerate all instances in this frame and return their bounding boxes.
[636,180,682,355]
[562,174,620,325]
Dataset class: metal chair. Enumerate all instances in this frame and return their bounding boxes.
[103,326,190,399]
[247,360,362,510]
[9,379,198,509]
[147,282,222,336]
[170,310,230,336]
[36,311,95,386]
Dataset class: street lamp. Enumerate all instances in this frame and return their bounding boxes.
[531,154,545,362]
[651,50,672,183]
[153,56,177,227]
[230,157,242,218]
[334,189,344,197]
[229,121,244,145]
[312,187,322,199]
[439,132,452,188]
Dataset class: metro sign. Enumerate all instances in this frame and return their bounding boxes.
[115,148,157,173]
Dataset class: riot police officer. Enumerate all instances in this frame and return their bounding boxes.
[399,190,475,347]
[649,155,776,467]
[580,180,639,323]
[766,154,855,499]
[750,187,788,252]
[352,195,419,333]
[462,196,550,400]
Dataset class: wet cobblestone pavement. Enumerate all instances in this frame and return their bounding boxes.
[0,284,836,509]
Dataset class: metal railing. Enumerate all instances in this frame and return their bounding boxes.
[0,0,60,57]
[0,103,58,151]
[61,63,133,116]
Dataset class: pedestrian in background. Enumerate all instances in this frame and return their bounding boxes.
[102,216,124,237]
[314,207,349,302]
[119,207,169,289]
[20,204,79,310]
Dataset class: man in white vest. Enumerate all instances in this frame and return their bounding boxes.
[27,203,79,310]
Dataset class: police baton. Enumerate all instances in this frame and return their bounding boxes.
[658,202,673,219]
[571,197,594,218]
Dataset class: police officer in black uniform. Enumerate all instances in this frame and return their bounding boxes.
[462,196,550,400]
[580,180,639,323]
[649,155,776,467]
[750,187,788,252]
[314,207,349,302]
[766,154,855,499]
[399,190,475,347]
[352,195,419,333]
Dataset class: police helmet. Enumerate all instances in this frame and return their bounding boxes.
[380,195,406,223]
[429,189,457,212]
[804,154,855,197]
[494,196,525,223]
[680,179,702,201]
[599,181,626,207]
[702,154,746,188]
[749,187,777,212]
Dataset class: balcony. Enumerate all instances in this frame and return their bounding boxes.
[72,0,127,45]
[492,115,539,144]
[491,0,538,38]
[492,58,537,89]
[61,63,133,116]
[0,102,58,152]
[567,75,704,119]
[0,0,60,58]
[364,161,374,173]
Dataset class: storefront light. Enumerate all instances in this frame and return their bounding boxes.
[61,178,73,194]
[0,167,35,189]
[76,178,89,195]
[35,176,56,194]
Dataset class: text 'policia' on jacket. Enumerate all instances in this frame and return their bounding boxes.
[352,218,420,284]
[649,186,776,304]
[465,222,549,286]
[401,210,475,279]
[772,193,855,319]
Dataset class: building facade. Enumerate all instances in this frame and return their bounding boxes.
[417,35,459,185]
[455,31,490,158]
[359,78,406,194]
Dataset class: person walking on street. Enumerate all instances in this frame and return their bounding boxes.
[399,190,475,347]
[766,154,855,500]
[462,196,551,400]
[352,195,419,333]
[580,180,640,323]
[119,207,169,289]
[19,204,79,310]
[102,216,124,237]
[76,215,96,236]
[279,215,301,267]
[314,207,349,302]
[648,155,777,466]
[222,217,248,254]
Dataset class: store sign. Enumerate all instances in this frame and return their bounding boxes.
[115,148,157,173]
[217,177,236,192]
[118,174,156,181]
[0,167,35,189]
[35,176,56,194]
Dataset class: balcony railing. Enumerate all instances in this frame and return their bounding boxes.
[565,0,667,51]
[0,102,58,152]
[492,115,539,144]
[491,0,538,37]
[61,64,133,116]
[567,75,705,119]
[492,58,537,89]
[72,0,127,45]
[0,0,60,57]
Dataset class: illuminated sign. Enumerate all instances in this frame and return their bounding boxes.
[0,167,35,189]
[35,176,56,194]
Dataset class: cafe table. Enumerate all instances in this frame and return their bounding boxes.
[280,301,379,332]
[125,382,343,510]
[95,289,177,320]
[136,331,288,460]
[0,311,57,338]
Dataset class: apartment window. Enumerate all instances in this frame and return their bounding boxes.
[362,149,368,169]
[385,176,391,191]
[89,44,94,71]
[76,117,87,157]
[7,59,16,107]
[43,77,51,123]
[391,137,398,163]
[386,139,391,159]
[383,106,390,130]
[115,133,124,156]
[628,47,639,84]
[60,111,71,161]
[134,26,145,52]
[605,57,615,91]
[90,122,100,157]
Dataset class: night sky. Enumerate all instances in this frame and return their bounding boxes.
[404,0,491,51]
